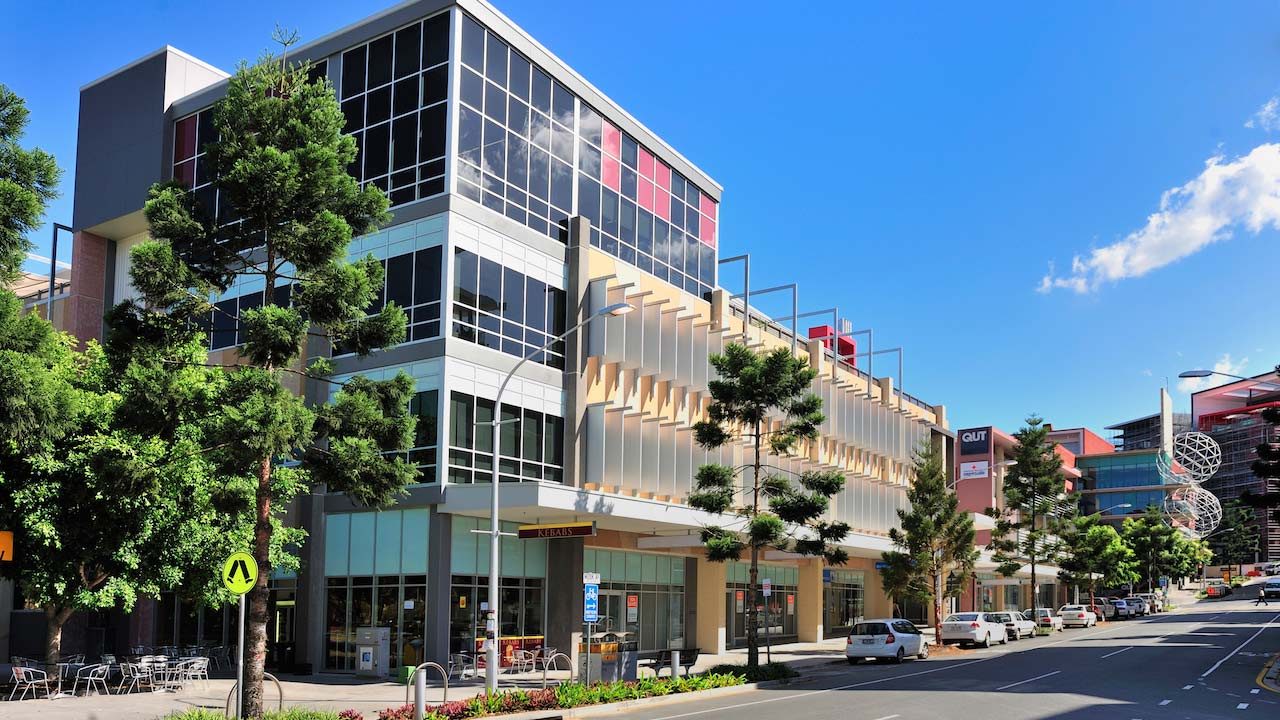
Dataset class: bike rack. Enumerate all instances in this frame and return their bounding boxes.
[224,673,283,718]
[405,661,449,706]
[541,652,574,689]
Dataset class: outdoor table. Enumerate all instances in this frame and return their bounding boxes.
[50,663,84,699]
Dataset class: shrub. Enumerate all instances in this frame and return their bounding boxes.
[702,662,797,682]
[163,712,227,720]
[339,711,365,720]
[525,688,558,709]
[376,705,414,720]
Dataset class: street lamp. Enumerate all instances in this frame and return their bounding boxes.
[1093,502,1133,517]
[1177,369,1248,381]
[484,300,633,694]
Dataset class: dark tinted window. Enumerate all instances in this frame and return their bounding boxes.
[850,623,889,636]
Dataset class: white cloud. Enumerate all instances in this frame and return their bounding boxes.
[1038,144,1280,293]
[1141,368,1153,376]
[1246,97,1280,131]
[1176,353,1248,393]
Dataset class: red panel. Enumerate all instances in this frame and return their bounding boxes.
[638,147,654,179]
[655,161,671,192]
[174,116,197,162]
[806,324,855,363]
[602,121,620,158]
[638,178,654,211]
[700,193,717,219]
[808,325,835,350]
[174,159,196,188]
[653,186,670,221]
[602,155,620,191]
[700,215,716,247]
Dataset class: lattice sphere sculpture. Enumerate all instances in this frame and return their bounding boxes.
[1172,431,1222,483]
[1161,485,1223,539]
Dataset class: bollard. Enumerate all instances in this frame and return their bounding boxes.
[414,666,426,720]
[670,650,680,679]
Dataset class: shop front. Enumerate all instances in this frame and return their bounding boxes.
[725,562,797,648]
[447,516,548,665]
[822,568,865,638]
[582,548,687,652]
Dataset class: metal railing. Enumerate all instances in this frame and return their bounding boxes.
[406,661,449,708]
[540,652,574,689]
[224,673,283,717]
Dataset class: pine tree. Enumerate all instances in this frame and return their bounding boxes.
[879,442,978,645]
[137,45,415,716]
[1209,500,1259,575]
[989,416,1069,612]
[0,84,59,282]
[1121,507,1180,592]
[689,342,849,669]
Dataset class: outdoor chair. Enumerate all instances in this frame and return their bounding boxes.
[448,653,476,680]
[511,649,536,673]
[116,662,153,694]
[8,666,53,701]
[70,664,109,696]
[182,657,209,689]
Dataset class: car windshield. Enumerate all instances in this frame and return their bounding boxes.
[1061,606,1082,612]
[987,613,1008,622]
[945,614,980,623]
[850,622,890,636]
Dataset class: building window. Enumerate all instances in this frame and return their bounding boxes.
[334,245,443,355]
[822,569,865,637]
[406,389,440,483]
[450,248,567,369]
[447,391,564,484]
[583,549,686,652]
[340,13,450,207]
[448,517,547,661]
[455,12,717,299]
[725,562,797,647]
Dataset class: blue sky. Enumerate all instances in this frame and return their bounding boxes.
[5,0,1280,434]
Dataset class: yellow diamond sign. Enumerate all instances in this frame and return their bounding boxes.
[222,551,259,595]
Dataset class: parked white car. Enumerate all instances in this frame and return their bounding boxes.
[1108,597,1136,619]
[1263,579,1280,599]
[1135,593,1164,612]
[987,611,1036,640]
[1057,605,1097,628]
[1129,596,1148,615]
[846,619,929,664]
[939,612,1008,648]
[1023,608,1064,632]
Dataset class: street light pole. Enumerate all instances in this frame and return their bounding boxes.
[484,301,632,694]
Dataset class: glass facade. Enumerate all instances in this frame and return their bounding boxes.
[451,248,568,369]
[582,549,686,652]
[725,562,798,647]
[406,389,440,483]
[448,517,548,659]
[323,509,430,671]
[455,12,717,299]
[1077,452,1166,517]
[822,568,865,637]
[447,390,564,484]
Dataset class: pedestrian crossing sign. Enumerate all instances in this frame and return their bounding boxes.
[222,551,259,595]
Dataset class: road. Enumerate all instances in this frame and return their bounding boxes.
[607,592,1280,720]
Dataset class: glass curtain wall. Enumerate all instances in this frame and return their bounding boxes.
[448,516,548,664]
[582,549,687,651]
[725,562,798,647]
[822,569,865,637]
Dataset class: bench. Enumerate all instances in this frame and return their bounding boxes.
[636,648,700,678]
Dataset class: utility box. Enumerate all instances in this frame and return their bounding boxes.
[355,626,391,678]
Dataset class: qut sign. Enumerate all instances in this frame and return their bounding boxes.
[959,427,991,456]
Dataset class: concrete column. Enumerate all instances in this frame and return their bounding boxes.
[562,216,592,489]
[0,578,12,661]
[297,490,326,672]
[424,510,453,665]
[544,538,584,668]
[877,376,894,408]
[695,558,726,654]
[796,561,824,642]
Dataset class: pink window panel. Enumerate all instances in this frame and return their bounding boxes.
[638,147,654,179]
[700,193,717,220]
[602,121,621,159]
[602,155,620,192]
[174,116,198,161]
[700,215,716,248]
[638,178,654,211]
[174,159,196,188]
[653,187,670,221]
[655,161,671,192]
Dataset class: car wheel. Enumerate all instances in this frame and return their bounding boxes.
[893,647,905,664]
[847,657,859,665]
[980,634,991,649]
[918,643,929,660]
[1001,633,1009,645]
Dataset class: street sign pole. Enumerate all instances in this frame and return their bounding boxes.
[762,579,772,665]
[582,572,599,686]
[236,593,245,719]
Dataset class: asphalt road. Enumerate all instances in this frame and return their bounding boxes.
[607,592,1280,720]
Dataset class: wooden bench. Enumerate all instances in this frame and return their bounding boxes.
[636,648,700,678]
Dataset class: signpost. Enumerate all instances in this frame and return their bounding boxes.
[222,551,259,720]
[517,522,597,539]
[762,579,772,663]
[583,572,600,686]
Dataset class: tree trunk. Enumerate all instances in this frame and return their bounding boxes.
[932,571,944,646]
[746,420,761,670]
[243,453,273,718]
[44,606,73,673]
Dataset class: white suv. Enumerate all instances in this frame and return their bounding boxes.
[939,612,1008,648]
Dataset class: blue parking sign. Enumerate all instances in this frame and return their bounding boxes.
[584,584,599,623]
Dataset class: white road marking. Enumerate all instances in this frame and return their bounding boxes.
[996,670,1061,691]
[1252,689,1261,694]
[1102,646,1133,658]
[1183,685,1195,690]
[871,716,901,720]
[1200,613,1280,678]
[1237,702,1249,709]
[1159,699,1171,706]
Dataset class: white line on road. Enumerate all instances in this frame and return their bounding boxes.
[1159,700,1171,706]
[1183,685,1194,690]
[1101,646,1133,658]
[1237,702,1249,709]
[1200,613,1280,678]
[996,670,1061,691]
[1252,689,1261,694]
[871,716,901,720]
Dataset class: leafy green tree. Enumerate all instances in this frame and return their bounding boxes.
[989,416,1069,612]
[689,342,849,669]
[1208,500,1259,575]
[138,49,415,716]
[0,84,59,283]
[1057,514,1137,604]
[879,442,977,644]
[1121,507,1181,592]
[1171,536,1212,589]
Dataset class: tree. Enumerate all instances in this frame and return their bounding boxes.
[879,442,978,644]
[1121,507,1180,592]
[1057,514,1137,604]
[688,342,849,669]
[1243,378,1280,533]
[989,416,1069,612]
[138,45,416,716]
[0,84,59,283]
[1208,500,1259,574]
[1171,536,1212,589]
